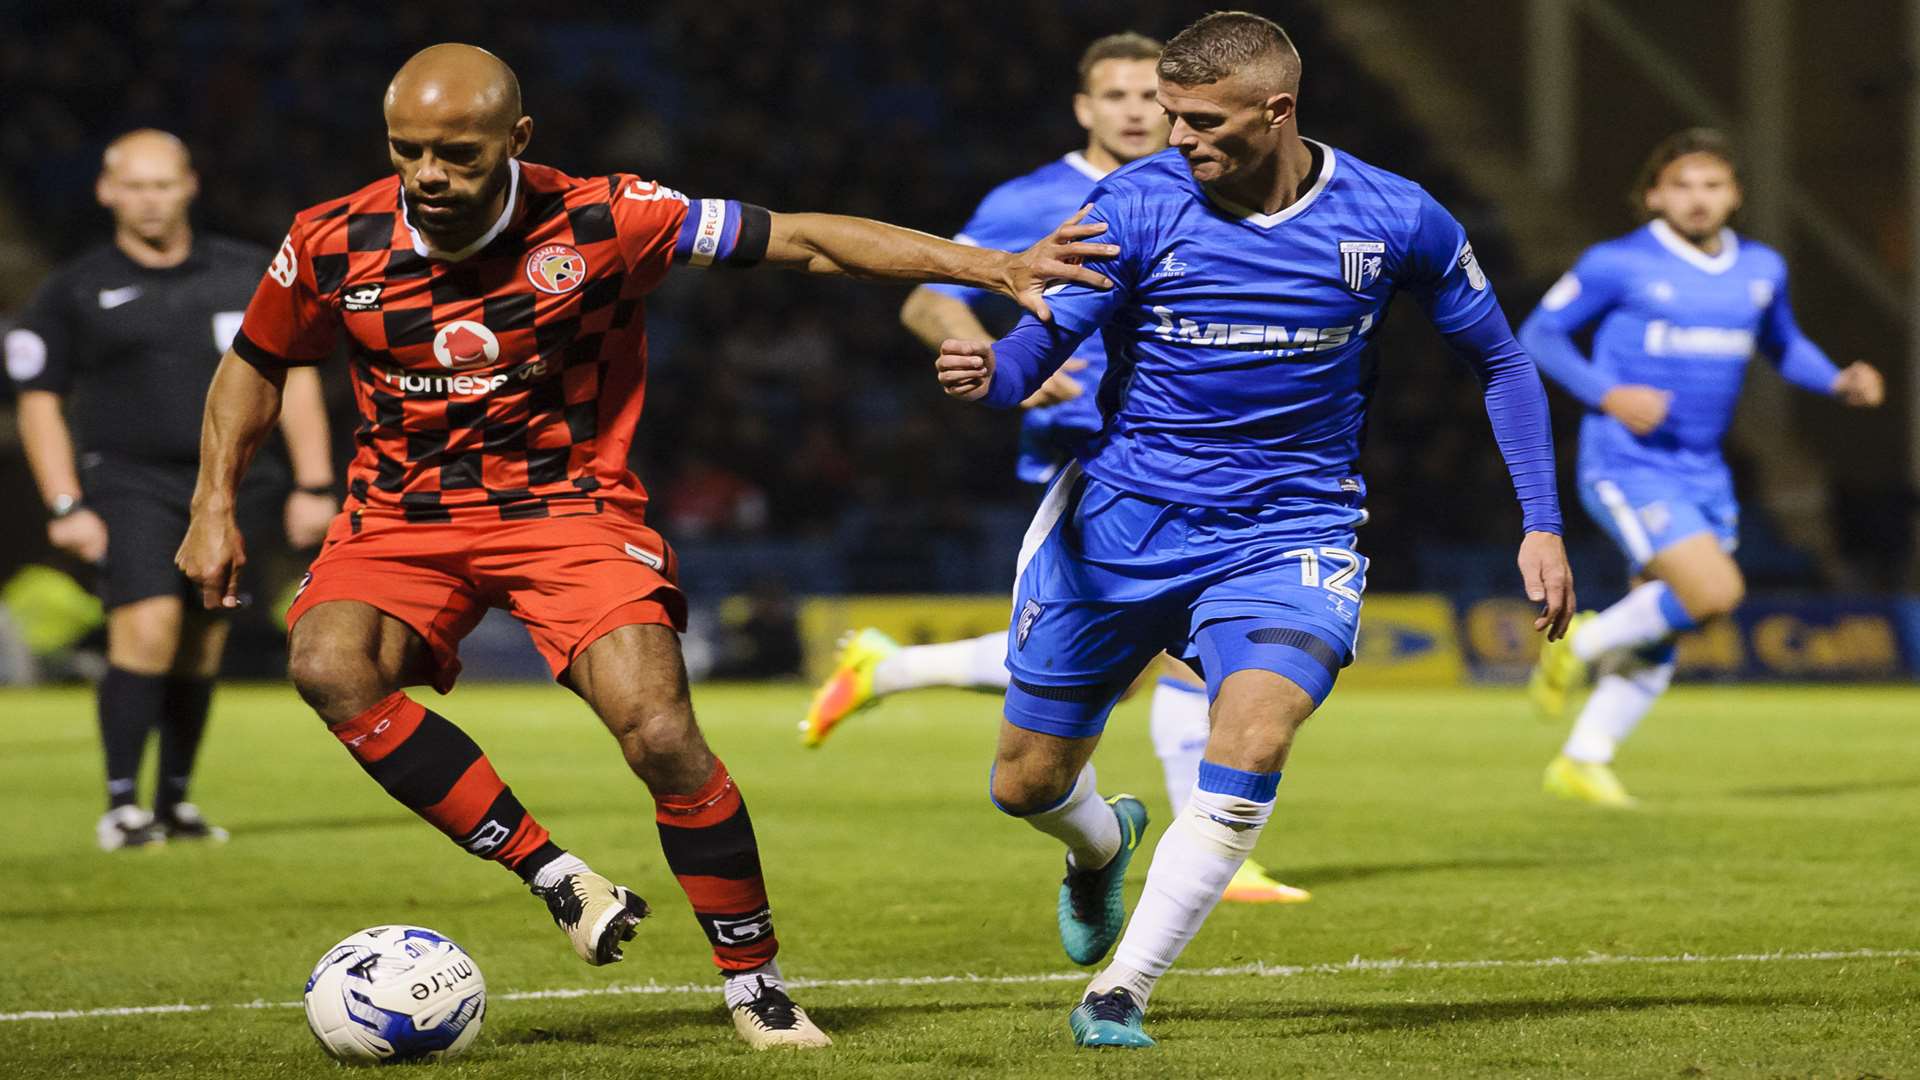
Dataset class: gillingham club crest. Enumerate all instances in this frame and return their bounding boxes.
[525,243,586,295]
[1339,240,1385,292]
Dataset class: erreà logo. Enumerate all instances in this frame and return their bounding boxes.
[432,320,501,369]
[526,243,586,295]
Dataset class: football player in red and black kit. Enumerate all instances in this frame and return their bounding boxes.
[175,44,1115,1050]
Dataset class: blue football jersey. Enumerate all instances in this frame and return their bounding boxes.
[1523,219,1832,481]
[928,152,1110,482]
[1000,142,1501,507]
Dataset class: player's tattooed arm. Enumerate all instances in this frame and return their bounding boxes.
[764,207,1117,322]
[178,351,287,609]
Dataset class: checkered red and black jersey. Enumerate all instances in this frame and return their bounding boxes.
[233,160,759,523]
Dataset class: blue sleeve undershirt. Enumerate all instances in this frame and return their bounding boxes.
[1757,283,1841,395]
[1449,304,1564,535]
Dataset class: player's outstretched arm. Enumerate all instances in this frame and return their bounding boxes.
[764,208,1117,321]
[177,351,286,609]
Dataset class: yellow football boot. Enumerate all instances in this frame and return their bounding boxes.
[1222,859,1312,904]
[1528,610,1596,720]
[800,628,899,748]
[1542,754,1637,808]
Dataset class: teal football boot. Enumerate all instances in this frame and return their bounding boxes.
[1058,795,1148,965]
[1069,987,1155,1048]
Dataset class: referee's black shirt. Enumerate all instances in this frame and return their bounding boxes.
[5,235,272,464]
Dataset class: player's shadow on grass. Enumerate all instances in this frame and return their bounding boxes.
[496,999,1012,1046]
[1729,777,1920,799]
[1286,856,1555,887]
[230,814,415,836]
[1157,992,1808,1033]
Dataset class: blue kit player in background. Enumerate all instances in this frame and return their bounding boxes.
[1525,129,1884,807]
[801,32,1309,906]
[934,12,1574,1048]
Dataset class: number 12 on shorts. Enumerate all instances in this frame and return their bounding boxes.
[1281,547,1364,601]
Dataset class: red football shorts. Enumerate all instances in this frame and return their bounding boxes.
[286,506,686,693]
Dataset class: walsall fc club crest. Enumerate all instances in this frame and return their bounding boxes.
[525,243,587,294]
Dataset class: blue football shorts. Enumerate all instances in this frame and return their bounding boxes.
[1579,468,1739,571]
[1002,463,1368,739]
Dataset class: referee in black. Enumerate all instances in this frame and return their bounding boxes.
[4,130,337,850]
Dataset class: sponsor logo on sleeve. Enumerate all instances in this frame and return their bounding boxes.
[1455,242,1487,291]
[268,233,299,288]
[622,179,688,205]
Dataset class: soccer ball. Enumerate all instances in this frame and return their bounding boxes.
[303,925,487,1065]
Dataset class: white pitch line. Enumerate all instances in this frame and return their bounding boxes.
[3,947,1914,1025]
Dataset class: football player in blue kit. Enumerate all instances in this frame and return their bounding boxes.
[802,31,1308,905]
[934,12,1574,1048]
[1524,129,1884,807]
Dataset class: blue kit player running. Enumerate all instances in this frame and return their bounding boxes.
[935,13,1573,1048]
[1524,129,1884,807]
[801,32,1307,906]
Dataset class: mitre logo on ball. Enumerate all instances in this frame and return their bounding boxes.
[525,243,586,294]
[432,320,501,369]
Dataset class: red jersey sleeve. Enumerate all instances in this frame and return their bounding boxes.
[607,175,693,295]
[607,175,771,292]
[232,217,339,370]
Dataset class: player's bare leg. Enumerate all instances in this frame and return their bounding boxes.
[568,623,829,1049]
[992,722,1149,967]
[1146,658,1309,904]
[288,601,637,964]
[1547,535,1739,805]
[1073,669,1310,1047]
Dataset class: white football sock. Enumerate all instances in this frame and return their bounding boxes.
[530,852,592,891]
[1018,763,1120,870]
[1148,679,1210,814]
[723,959,784,1007]
[1562,656,1675,764]
[871,632,1010,695]
[1573,582,1678,661]
[1096,783,1274,1006]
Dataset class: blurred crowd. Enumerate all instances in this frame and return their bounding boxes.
[2,0,1597,596]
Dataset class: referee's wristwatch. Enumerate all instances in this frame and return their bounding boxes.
[49,493,84,519]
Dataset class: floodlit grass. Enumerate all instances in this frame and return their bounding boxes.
[2,680,1916,1077]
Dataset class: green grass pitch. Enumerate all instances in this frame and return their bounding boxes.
[2,680,1916,1078]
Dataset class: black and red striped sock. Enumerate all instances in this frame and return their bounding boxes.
[655,759,779,972]
[329,692,563,882]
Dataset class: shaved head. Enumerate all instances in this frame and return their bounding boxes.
[97,128,197,256]
[386,43,523,133]
[102,128,192,177]
[383,44,532,252]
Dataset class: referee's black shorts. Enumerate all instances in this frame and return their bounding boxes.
[79,455,282,611]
